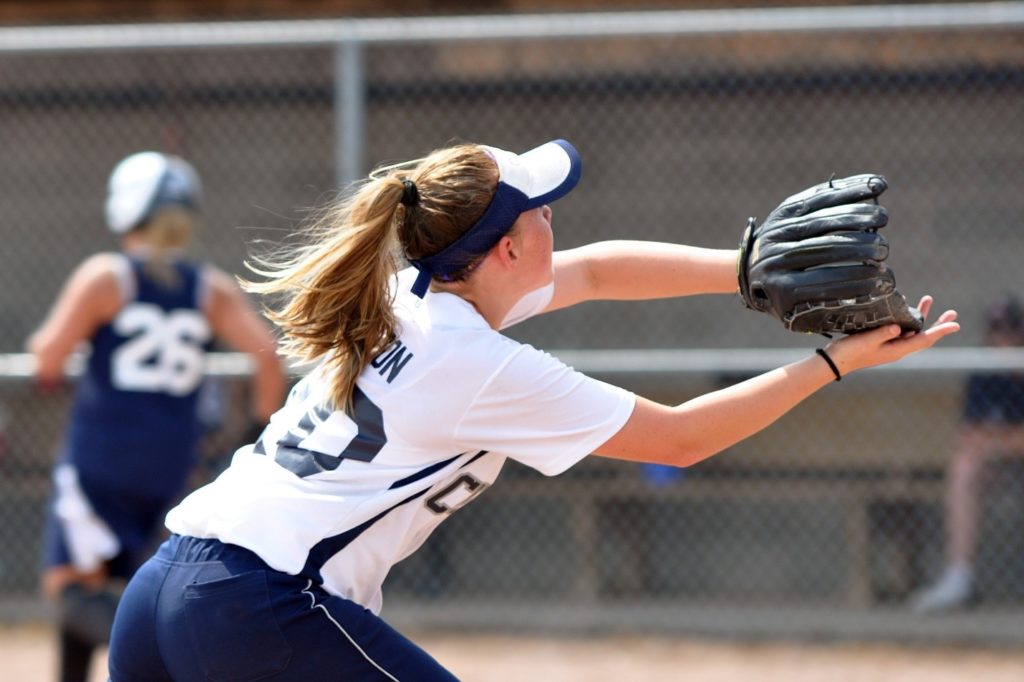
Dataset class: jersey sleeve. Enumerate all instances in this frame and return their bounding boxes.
[455,345,636,476]
[962,374,992,424]
[110,252,135,305]
[962,374,1024,424]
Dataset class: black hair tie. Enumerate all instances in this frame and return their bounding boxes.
[816,348,842,382]
[400,179,419,207]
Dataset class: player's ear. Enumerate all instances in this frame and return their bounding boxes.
[493,235,520,271]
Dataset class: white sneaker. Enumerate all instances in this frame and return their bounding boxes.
[911,566,973,613]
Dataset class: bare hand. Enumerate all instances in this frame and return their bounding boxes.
[825,295,960,377]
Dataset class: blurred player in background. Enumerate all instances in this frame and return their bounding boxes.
[106,139,958,681]
[28,151,287,682]
[912,294,1024,613]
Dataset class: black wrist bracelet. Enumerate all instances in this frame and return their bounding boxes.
[815,348,842,382]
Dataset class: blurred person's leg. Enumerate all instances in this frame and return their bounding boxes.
[42,462,160,681]
[42,472,115,682]
[44,564,119,681]
[946,427,993,573]
[912,426,992,613]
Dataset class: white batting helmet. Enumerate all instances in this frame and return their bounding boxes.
[105,151,201,234]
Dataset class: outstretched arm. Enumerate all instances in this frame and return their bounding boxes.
[595,297,960,467]
[203,267,287,423]
[545,241,737,313]
[27,253,123,384]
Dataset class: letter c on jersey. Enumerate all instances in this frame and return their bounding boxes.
[426,474,487,514]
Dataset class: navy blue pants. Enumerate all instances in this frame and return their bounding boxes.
[108,535,458,681]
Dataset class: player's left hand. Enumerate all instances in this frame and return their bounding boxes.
[823,295,959,376]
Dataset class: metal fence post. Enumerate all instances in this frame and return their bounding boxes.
[335,37,365,188]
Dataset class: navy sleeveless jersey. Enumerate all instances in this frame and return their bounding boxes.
[67,256,213,499]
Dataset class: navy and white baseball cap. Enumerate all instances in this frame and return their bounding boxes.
[409,139,582,298]
[105,151,201,234]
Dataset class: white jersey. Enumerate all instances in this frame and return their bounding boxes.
[166,268,635,613]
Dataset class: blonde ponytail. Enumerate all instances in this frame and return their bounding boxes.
[136,207,195,289]
[245,176,406,413]
[246,143,497,414]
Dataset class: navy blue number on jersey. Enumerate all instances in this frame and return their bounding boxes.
[257,387,387,477]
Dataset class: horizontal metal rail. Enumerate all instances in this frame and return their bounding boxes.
[0,347,1020,380]
[0,3,1021,53]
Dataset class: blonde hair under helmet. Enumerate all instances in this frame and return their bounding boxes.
[105,152,201,234]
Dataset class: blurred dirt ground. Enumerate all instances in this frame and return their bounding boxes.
[7,624,1024,682]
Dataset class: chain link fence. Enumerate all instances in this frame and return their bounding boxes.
[1,5,1024,642]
